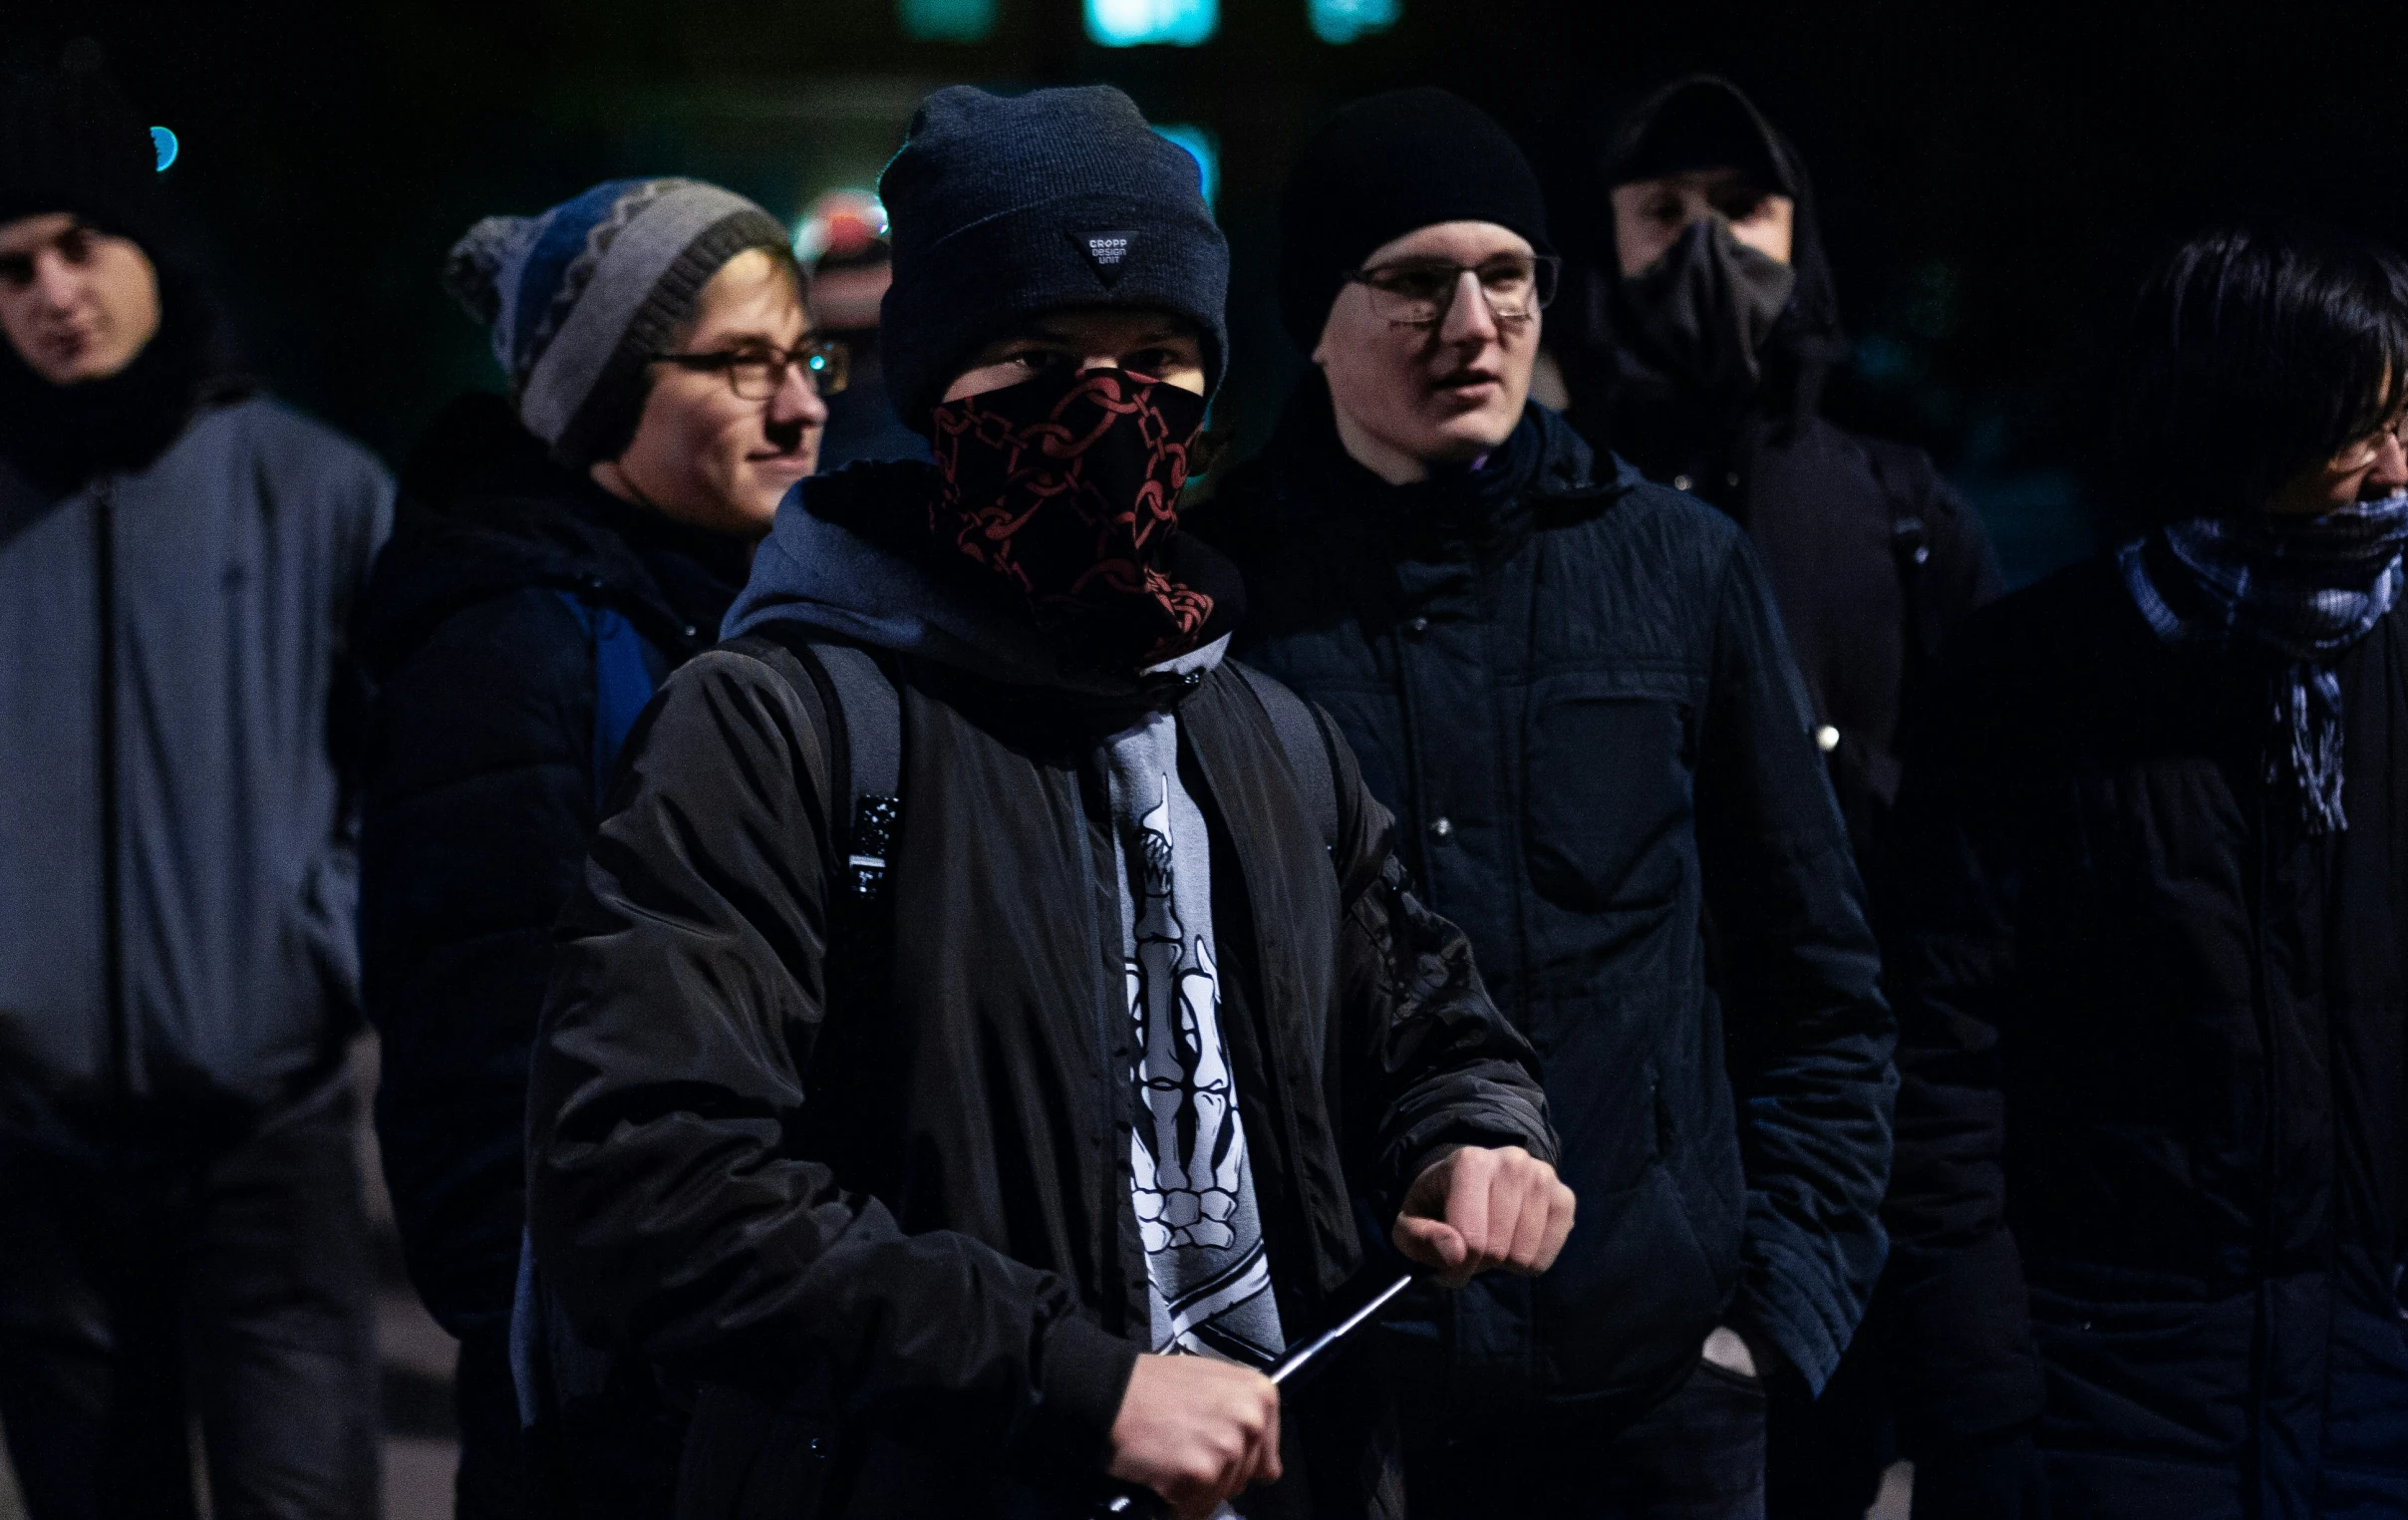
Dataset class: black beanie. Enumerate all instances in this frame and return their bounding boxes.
[1277,88,1554,353]
[878,85,1230,434]
[0,62,164,248]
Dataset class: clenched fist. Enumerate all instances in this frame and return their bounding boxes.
[1107,1353,1282,1519]
[1391,1145,1576,1289]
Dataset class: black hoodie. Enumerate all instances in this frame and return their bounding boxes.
[1560,75,2001,901]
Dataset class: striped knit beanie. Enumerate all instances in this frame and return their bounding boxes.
[444,177,791,468]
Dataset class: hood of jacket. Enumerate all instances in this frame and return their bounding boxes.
[1573,76,1848,459]
[725,457,1243,713]
[359,393,752,678]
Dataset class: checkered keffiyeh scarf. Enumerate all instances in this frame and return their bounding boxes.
[2119,491,2408,833]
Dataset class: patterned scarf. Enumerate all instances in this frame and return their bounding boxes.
[2119,490,2408,832]
[927,366,1214,668]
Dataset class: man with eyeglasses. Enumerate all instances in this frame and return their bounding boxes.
[353,177,831,1519]
[1191,88,1893,1519]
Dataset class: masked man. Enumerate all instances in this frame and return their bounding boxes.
[1189,88,1893,1520]
[523,85,1573,1520]
[1885,222,2408,1520]
[0,63,391,1519]
[1553,77,2003,1514]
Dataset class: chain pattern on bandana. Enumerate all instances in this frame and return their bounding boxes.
[928,368,1213,665]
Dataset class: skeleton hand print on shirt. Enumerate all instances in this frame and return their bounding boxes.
[1128,779,1247,1254]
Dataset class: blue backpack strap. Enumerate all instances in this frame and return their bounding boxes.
[551,588,659,802]
[1233,662,1342,854]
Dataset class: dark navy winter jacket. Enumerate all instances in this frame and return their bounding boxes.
[1191,384,1895,1415]
[1885,560,2408,1518]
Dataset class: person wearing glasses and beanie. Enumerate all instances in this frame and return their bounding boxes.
[521,85,1572,1520]
[354,176,833,1519]
[1187,89,1893,1519]
[1883,223,2408,1519]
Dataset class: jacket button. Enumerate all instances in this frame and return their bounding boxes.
[1405,616,1429,636]
[1429,816,1454,841]
[1672,473,1693,492]
[1815,725,1841,753]
[1913,545,1932,565]
[681,624,698,638]
[1181,670,1205,689]
[1725,470,1741,487]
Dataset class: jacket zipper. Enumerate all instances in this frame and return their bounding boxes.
[96,477,130,1132]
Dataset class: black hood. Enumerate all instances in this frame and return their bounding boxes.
[1572,76,1847,458]
[358,392,752,677]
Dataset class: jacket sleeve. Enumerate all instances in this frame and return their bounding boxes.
[360,586,595,1337]
[1880,629,2048,1443]
[1321,705,1558,1216]
[1694,540,1898,1392]
[525,647,1136,1472]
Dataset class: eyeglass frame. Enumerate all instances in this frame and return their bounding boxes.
[645,336,851,400]
[1339,253,1563,330]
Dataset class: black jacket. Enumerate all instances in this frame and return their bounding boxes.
[1559,77,2002,897]
[1884,559,2408,1516]
[1189,390,1894,1416]
[522,463,1558,1520]
[357,394,750,1339]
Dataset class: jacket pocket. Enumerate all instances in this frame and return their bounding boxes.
[678,1383,838,1520]
[1526,1160,1724,1398]
[1522,678,1695,912]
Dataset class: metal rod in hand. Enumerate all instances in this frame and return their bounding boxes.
[1097,1273,1417,1517]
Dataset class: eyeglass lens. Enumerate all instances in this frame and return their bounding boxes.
[1361,258,1558,327]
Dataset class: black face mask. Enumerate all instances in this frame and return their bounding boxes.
[1619,214,1796,400]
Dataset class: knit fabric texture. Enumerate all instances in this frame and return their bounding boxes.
[0,62,163,246]
[443,178,789,467]
[876,85,1228,434]
[1277,87,1554,352]
[2120,490,2408,832]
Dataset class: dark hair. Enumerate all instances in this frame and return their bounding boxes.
[2111,221,2408,526]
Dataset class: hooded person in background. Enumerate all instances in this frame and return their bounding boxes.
[0,60,392,1520]
[1561,75,2000,901]
[354,177,829,1518]
[1188,88,1892,1520]
[1554,77,2002,1517]
[523,84,1573,1520]
[1883,222,2408,1520]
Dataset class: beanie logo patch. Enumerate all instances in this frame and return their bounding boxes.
[1073,228,1140,287]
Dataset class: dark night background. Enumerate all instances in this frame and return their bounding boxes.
[15,0,2408,585]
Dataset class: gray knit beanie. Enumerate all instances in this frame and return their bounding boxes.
[444,177,791,468]
[877,86,1229,434]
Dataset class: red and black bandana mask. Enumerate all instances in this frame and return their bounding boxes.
[927,366,1214,668]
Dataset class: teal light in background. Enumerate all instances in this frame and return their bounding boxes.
[1309,0,1399,43]
[1085,0,1217,47]
[149,126,178,172]
[1153,125,1218,210]
[898,0,995,42]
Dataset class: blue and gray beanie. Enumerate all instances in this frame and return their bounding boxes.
[444,177,791,467]
[877,86,1229,434]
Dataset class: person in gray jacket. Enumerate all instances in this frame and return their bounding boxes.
[0,63,392,1520]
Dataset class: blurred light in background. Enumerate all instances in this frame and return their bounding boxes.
[150,126,179,172]
[1086,0,1218,47]
[898,0,997,42]
[794,188,890,264]
[1308,0,1399,42]
[1153,125,1218,209]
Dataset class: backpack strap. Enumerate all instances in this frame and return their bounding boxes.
[551,589,660,802]
[1233,662,1342,855]
[1858,438,1952,686]
[808,643,903,904]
